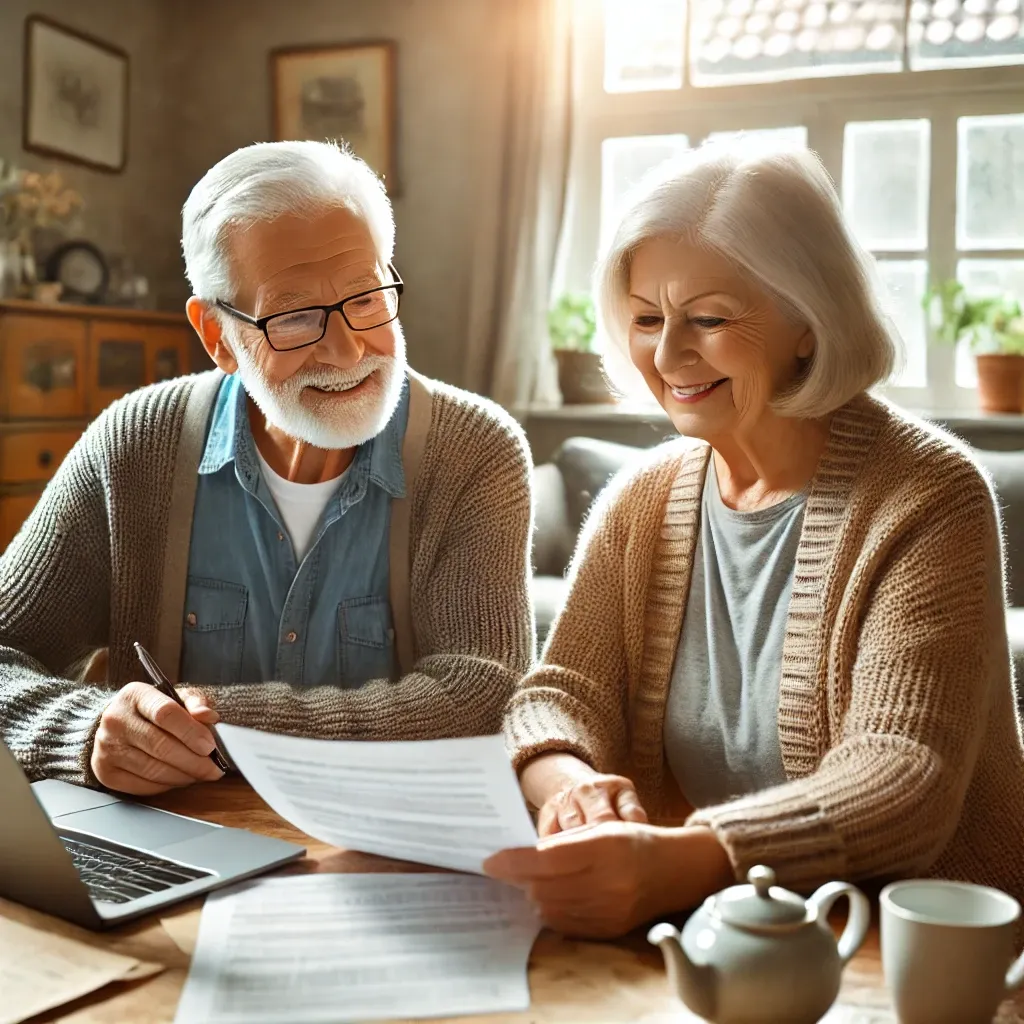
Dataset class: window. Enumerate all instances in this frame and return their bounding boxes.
[843,119,931,386]
[690,0,906,85]
[559,0,1024,408]
[600,134,690,248]
[955,113,1024,385]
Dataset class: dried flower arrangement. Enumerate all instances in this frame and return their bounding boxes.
[0,160,83,245]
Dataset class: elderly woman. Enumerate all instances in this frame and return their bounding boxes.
[485,142,1024,939]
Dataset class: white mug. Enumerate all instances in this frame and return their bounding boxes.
[881,879,1024,1024]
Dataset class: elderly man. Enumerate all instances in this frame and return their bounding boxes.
[0,141,534,796]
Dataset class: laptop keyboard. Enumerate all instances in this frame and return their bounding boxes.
[60,834,213,905]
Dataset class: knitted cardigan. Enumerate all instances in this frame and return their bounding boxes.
[0,370,534,787]
[506,393,1024,904]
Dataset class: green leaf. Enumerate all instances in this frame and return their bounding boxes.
[923,279,1024,354]
[548,292,597,352]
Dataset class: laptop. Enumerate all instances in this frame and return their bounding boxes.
[0,739,305,929]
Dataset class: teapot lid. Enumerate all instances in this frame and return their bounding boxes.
[710,866,809,930]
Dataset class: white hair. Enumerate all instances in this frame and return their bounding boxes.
[595,142,900,418]
[181,140,395,302]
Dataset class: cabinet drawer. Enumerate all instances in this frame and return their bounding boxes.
[88,320,148,415]
[0,428,80,484]
[146,326,193,383]
[1,315,88,419]
[0,491,42,552]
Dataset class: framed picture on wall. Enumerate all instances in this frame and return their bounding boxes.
[22,16,129,173]
[270,41,397,194]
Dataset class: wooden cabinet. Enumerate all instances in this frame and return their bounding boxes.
[0,314,87,420]
[0,300,196,551]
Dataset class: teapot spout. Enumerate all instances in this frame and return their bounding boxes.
[648,923,717,1021]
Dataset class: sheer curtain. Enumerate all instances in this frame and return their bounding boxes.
[463,0,573,408]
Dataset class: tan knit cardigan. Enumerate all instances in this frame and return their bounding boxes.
[0,369,534,787]
[507,393,1024,903]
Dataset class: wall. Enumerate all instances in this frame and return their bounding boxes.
[1,0,508,386]
[0,0,184,311]
[164,0,509,385]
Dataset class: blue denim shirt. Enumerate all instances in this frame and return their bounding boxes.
[180,372,408,689]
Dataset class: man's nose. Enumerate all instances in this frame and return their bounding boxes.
[315,309,365,368]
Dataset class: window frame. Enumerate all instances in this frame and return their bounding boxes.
[561,1,1024,411]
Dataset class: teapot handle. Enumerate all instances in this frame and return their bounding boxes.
[807,881,871,965]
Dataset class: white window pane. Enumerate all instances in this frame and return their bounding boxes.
[957,114,1024,250]
[843,120,931,252]
[706,126,809,149]
[910,0,1024,70]
[604,0,686,93]
[600,135,691,249]
[955,258,1024,387]
[689,0,904,85]
[876,260,929,388]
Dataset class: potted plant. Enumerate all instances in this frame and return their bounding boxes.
[548,291,616,405]
[925,279,1024,413]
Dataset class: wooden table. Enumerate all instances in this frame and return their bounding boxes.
[15,777,1024,1023]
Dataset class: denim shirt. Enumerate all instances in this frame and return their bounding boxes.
[179,372,409,689]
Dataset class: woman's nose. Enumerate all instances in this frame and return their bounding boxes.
[655,320,700,375]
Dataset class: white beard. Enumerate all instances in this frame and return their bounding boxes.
[228,323,408,450]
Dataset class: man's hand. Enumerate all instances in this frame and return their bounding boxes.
[519,752,647,836]
[90,682,224,795]
[483,823,733,940]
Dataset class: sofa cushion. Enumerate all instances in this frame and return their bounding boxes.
[970,449,1024,605]
[533,574,570,650]
[532,463,575,577]
[553,438,640,535]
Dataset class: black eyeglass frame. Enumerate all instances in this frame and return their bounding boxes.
[215,264,404,352]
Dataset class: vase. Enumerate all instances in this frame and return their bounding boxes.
[553,350,617,405]
[0,240,21,299]
[975,354,1024,414]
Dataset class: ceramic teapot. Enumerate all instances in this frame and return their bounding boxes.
[648,865,870,1024]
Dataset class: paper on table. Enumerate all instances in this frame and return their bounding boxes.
[0,912,163,1024]
[173,873,541,1024]
[215,726,537,872]
[161,907,202,957]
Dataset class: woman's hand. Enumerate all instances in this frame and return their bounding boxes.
[519,752,648,836]
[483,823,733,939]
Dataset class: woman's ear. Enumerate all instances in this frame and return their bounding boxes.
[796,327,816,361]
[186,297,239,374]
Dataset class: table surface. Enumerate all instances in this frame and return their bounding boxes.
[11,777,1023,1024]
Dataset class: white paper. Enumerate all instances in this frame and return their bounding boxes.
[173,873,541,1024]
[215,726,537,873]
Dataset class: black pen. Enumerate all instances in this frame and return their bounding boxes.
[133,641,232,774]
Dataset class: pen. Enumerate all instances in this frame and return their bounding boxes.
[133,641,232,774]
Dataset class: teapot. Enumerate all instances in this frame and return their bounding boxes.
[648,865,870,1024]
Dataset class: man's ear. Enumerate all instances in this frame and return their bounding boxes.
[186,297,239,375]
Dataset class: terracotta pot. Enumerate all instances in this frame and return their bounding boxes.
[553,349,616,405]
[975,354,1024,414]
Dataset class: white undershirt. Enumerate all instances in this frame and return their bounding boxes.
[255,448,350,562]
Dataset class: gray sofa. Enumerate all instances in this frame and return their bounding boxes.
[532,434,1024,690]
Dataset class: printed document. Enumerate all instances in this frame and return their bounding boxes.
[215,726,537,873]
[173,873,541,1024]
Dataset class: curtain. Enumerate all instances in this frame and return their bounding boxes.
[463,0,573,409]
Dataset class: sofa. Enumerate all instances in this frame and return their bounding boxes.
[532,433,1024,693]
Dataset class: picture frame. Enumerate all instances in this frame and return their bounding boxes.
[22,16,129,174]
[270,41,398,194]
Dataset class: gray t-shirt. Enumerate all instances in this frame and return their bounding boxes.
[664,459,806,808]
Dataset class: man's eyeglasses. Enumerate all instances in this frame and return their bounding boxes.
[215,265,404,353]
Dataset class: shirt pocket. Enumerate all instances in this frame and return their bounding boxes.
[337,596,395,685]
[180,577,248,686]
